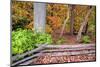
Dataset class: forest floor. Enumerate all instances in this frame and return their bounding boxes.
[31,54,96,65]
[52,33,77,44]
[51,32,95,45]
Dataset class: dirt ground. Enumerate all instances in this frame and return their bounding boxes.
[51,32,95,45]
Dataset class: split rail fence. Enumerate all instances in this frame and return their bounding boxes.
[11,44,96,66]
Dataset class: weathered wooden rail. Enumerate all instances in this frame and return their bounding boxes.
[11,44,47,66]
[11,44,96,66]
[38,44,95,57]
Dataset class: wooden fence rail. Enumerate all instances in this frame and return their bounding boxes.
[12,44,46,61]
[11,44,46,66]
[44,44,95,49]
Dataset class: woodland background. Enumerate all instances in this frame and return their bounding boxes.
[12,1,96,45]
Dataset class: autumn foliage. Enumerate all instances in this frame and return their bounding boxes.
[12,1,96,35]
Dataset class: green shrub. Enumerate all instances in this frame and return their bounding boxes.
[33,32,52,44]
[12,29,35,55]
[12,29,52,55]
[81,35,91,43]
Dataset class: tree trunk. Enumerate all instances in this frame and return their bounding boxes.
[34,2,46,33]
[82,22,88,34]
[70,5,74,35]
[76,7,93,42]
[59,5,70,38]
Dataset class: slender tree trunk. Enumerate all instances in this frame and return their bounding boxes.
[34,3,46,33]
[70,5,74,35]
[85,22,88,34]
[59,5,70,38]
[83,22,88,34]
[76,7,93,42]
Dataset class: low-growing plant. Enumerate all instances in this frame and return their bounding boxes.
[81,35,91,44]
[12,29,52,55]
[56,38,65,44]
[33,32,52,44]
[12,29,35,55]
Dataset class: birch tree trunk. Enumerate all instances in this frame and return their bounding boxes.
[76,7,93,42]
[59,5,70,38]
[70,5,74,35]
[34,2,46,33]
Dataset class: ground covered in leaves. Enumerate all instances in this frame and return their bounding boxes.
[31,54,96,64]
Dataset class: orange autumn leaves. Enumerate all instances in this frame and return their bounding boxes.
[12,1,95,34]
[47,16,62,30]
